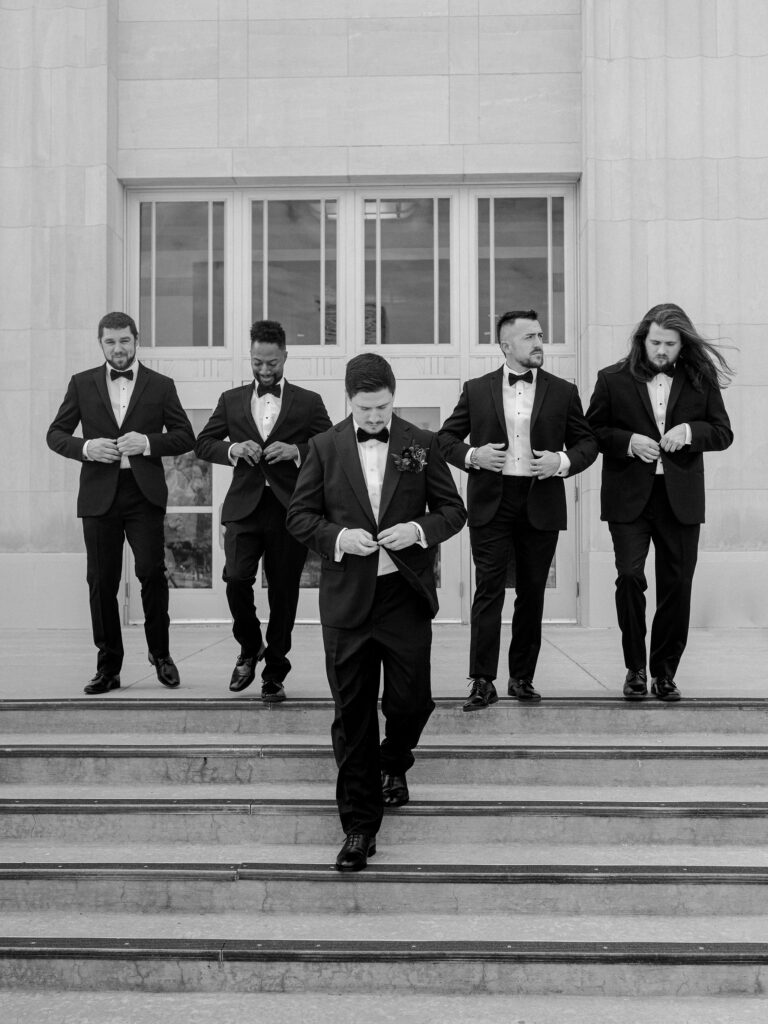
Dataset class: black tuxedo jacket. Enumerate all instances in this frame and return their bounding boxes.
[438,367,598,530]
[46,363,194,517]
[194,380,332,521]
[586,361,733,525]
[286,414,467,629]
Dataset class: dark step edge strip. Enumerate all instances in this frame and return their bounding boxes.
[2,864,768,885]
[2,799,767,817]
[2,938,768,964]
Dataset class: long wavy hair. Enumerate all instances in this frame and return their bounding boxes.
[625,303,735,390]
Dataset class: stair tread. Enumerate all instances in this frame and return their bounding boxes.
[3,992,767,1024]
[3,840,768,866]
[2,910,768,942]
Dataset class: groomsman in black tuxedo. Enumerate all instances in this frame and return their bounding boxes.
[195,320,331,700]
[439,309,597,710]
[287,354,466,872]
[586,303,734,702]
[47,311,195,694]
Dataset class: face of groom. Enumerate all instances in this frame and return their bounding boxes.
[99,327,138,371]
[349,388,394,435]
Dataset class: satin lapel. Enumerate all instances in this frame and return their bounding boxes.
[93,367,119,431]
[490,368,507,439]
[530,369,550,430]
[270,380,293,437]
[333,417,377,527]
[242,383,265,443]
[632,376,659,436]
[665,369,685,420]
[122,364,149,426]
[378,416,410,526]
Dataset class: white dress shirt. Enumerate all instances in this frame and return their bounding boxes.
[227,379,300,475]
[83,360,149,467]
[629,371,691,474]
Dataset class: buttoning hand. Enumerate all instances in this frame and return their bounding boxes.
[116,432,148,457]
[474,442,507,472]
[659,425,688,452]
[230,440,262,465]
[87,438,121,463]
[531,449,560,479]
[629,434,660,463]
[338,528,380,557]
[263,441,299,464]
[377,523,419,551]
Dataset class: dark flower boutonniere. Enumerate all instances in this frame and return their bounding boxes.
[392,442,428,473]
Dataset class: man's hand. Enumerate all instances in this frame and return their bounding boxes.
[263,441,299,464]
[230,440,262,465]
[660,424,688,452]
[116,432,149,457]
[473,442,507,472]
[87,438,121,463]
[531,449,561,480]
[338,528,380,557]
[377,523,419,551]
[629,434,660,463]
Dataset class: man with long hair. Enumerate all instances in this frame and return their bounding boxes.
[586,303,734,702]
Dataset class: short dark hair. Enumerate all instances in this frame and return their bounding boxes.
[626,302,735,390]
[98,312,138,340]
[496,309,538,344]
[250,320,286,348]
[345,353,396,398]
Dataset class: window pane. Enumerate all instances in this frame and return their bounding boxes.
[140,201,224,347]
[477,197,491,344]
[164,513,212,589]
[163,411,212,507]
[251,200,336,345]
[365,198,450,345]
[551,197,565,344]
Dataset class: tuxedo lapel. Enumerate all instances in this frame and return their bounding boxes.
[665,369,685,420]
[632,376,659,436]
[489,368,507,439]
[123,364,150,426]
[530,369,550,430]
[377,416,411,526]
[93,367,119,431]
[270,380,294,437]
[333,417,377,527]
[241,383,265,443]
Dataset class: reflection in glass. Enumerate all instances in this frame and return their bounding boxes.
[251,199,337,345]
[365,198,450,345]
[139,201,224,347]
[393,406,440,432]
[478,197,564,345]
[163,410,213,506]
[506,551,556,589]
[164,513,212,589]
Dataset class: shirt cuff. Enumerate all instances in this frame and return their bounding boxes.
[465,447,477,469]
[142,435,151,456]
[82,440,91,461]
[227,443,238,465]
[556,452,571,477]
[334,528,347,562]
[408,522,427,548]
[684,423,692,444]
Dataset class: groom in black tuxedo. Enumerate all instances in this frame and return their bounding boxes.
[195,320,331,700]
[287,353,466,871]
[47,311,195,694]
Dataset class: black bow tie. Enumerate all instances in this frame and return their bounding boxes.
[110,368,134,381]
[356,427,389,444]
[256,382,281,398]
[655,365,676,378]
[508,370,533,385]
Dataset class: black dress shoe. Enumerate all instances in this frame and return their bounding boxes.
[382,772,409,807]
[83,673,120,695]
[623,668,648,701]
[463,677,498,712]
[229,644,266,693]
[149,653,180,688]
[508,676,542,703]
[651,676,681,702]
[335,833,376,872]
[261,678,286,703]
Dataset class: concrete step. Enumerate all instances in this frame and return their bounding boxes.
[4,991,768,1024]
[2,934,768,996]
[3,794,768,846]
[3,696,768,736]
[2,855,768,916]
[3,740,768,786]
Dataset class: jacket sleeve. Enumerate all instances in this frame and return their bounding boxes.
[437,383,473,472]
[412,435,467,544]
[585,371,635,459]
[194,393,236,466]
[562,385,599,476]
[46,376,87,462]
[145,379,195,458]
[688,385,734,453]
[295,393,333,462]
[286,438,343,561]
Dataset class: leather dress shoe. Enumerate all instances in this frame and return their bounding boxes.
[149,653,180,688]
[229,644,266,693]
[261,678,286,703]
[83,673,120,695]
[508,677,542,703]
[463,677,498,712]
[382,772,409,807]
[623,668,648,701]
[335,833,376,872]
[651,676,681,702]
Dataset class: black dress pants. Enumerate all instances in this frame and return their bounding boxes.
[322,572,435,837]
[469,476,559,682]
[609,476,700,680]
[82,470,169,676]
[223,488,308,683]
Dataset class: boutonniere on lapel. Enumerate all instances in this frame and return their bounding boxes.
[392,442,428,473]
